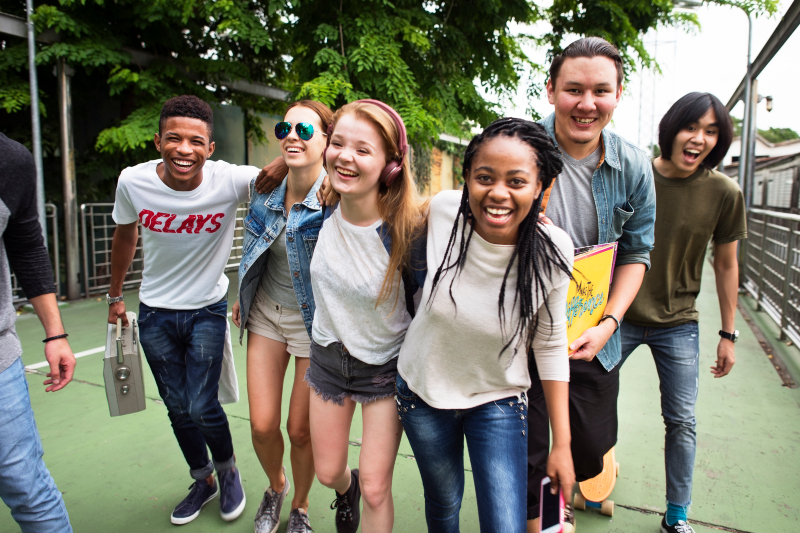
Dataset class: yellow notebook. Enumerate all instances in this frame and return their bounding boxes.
[566,243,618,346]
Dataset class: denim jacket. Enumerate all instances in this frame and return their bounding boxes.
[236,170,325,343]
[540,113,656,370]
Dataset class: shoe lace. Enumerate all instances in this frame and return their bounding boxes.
[256,489,279,521]
[288,510,313,533]
[330,492,353,522]
[672,521,694,533]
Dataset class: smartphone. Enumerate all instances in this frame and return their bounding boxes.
[539,476,564,533]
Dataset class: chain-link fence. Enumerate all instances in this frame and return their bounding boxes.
[80,203,249,298]
[11,203,60,304]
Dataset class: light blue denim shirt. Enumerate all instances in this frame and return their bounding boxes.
[540,113,656,370]
[236,169,325,343]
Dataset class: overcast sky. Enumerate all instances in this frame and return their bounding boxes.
[502,2,799,153]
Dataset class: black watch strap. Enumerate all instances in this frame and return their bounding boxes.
[719,329,739,343]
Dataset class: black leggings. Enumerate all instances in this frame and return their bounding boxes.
[526,355,621,520]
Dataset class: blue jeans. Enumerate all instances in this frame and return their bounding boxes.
[396,374,527,533]
[0,358,72,532]
[620,321,699,507]
[139,300,235,480]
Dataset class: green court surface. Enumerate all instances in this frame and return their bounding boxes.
[2,263,799,532]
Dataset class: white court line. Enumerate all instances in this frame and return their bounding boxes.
[25,311,234,371]
[25,346,105,370]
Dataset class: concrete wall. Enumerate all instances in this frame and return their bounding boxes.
[420,147,457,197]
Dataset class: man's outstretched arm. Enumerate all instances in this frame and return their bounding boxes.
[108,222,138,326]
[29,293,76,391]
[712,240,738,378]
[254,156,289,194]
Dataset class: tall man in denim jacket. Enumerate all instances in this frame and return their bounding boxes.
[527,37,656,532]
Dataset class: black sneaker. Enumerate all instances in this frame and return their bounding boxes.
[661,516,695,533]
[170,479,218,525]
[287,508,314,533]
[218,466,246,521]
[330,468,360,533]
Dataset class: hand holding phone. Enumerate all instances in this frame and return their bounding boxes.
[540,476,564,533]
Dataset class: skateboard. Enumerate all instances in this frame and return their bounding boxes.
[573,447,619,517]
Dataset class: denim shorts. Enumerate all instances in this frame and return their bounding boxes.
[305,340,397,405]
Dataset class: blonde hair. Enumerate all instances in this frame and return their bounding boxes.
[329,101,425,307]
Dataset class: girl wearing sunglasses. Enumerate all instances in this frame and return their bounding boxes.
[306,100,424,533]
[232,100,332,533]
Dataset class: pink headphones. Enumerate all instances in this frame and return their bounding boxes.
[323,99,409,187]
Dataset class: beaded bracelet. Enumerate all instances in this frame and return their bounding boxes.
[42,333,69,343]
[599,314,620,334]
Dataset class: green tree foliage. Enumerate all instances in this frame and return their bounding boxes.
[291,0,540,143]
[0,0,294,201]
[731,117,799,144]
[543,0,778,77]
[759,127,800,144]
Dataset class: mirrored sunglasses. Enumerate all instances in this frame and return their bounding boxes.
[274,122,326,141]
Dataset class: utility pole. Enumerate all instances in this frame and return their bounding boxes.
[26,0,46,246]
[738,12,753,205]
[58,58,80,300]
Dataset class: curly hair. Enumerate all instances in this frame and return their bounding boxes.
[159,95,214,140]
[428,117,572,359]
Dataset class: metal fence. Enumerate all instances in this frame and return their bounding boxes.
[80,203,249,298]
[742,208,800,346]
[11,203,60,303]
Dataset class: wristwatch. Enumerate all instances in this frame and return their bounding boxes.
[106,293,124,305]
[719,329,739,343]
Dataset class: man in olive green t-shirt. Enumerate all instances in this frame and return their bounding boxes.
[621,92,746,533]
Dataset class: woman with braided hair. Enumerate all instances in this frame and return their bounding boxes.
[396,117,575,532]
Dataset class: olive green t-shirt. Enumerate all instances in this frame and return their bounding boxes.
[625,163,747,327]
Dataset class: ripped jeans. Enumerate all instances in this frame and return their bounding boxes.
[396,374,527,533]
[620,321,700,507]
[138,299,235,481]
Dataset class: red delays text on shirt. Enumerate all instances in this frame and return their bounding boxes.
[138,209,224,234]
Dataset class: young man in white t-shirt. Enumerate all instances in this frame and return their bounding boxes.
[108,95,258,525]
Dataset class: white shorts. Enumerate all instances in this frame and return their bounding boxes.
[246,286,311,358]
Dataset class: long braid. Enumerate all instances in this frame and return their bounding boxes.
[428,117,573,361]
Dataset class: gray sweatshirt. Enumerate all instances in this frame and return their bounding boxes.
[0,132,56,374]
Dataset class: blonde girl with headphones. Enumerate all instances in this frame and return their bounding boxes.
[306,100,423,533]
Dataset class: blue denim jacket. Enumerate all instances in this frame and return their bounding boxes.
[236,170,325,343]
[540,113,656,370]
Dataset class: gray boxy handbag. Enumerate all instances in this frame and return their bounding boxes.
[104,312,146,416]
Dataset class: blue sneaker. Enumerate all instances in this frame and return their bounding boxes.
[218,467,246,521]
[170,479,218,525]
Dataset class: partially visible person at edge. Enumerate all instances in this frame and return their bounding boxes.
[306,100,424,533]
[108,95,270,526]
[396,117,575,533]
[0,132,77,532]
[621,92,744,533]
[527,36,656,533]
[230,99,332,533]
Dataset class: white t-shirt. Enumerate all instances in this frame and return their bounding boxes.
[310,207,412,365]
[112,159,256,309]
[398,190,573,410]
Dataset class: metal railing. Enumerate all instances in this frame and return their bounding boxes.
[742,208,800,346]
[11,203,60,303]
[80,203,249,298]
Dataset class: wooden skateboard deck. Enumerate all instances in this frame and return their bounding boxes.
[578,447,617,503]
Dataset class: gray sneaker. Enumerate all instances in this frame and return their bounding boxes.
[287,508,314,533]
[254,467,290,533]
